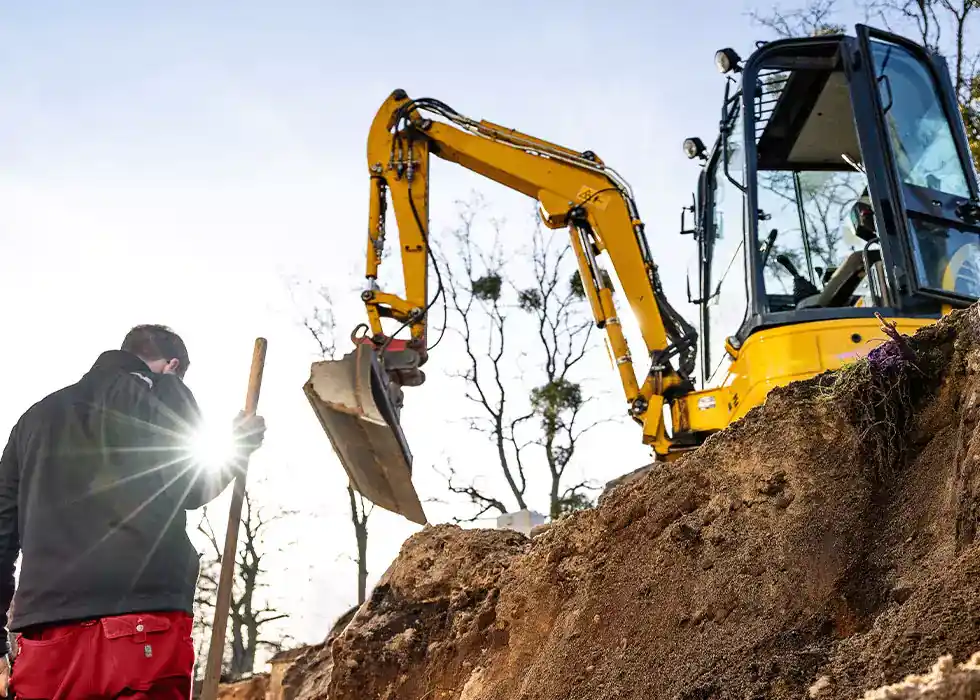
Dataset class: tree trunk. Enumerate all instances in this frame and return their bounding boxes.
[549,475,561,520]
[496,415,528,511]
[230,625,247,680]
[356,526,368,605]
[244,622,259,676]
[349,485,370,606]
[545,431,560,519]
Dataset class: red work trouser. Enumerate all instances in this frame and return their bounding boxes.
[10,611,195,700]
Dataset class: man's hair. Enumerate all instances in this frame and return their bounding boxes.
[121,324,190,377]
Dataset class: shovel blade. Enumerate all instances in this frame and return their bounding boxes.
[303,344,427,525]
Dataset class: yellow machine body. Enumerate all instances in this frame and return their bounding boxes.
[668,317,932,453]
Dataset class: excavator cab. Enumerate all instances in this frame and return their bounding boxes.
[685,24,980,393]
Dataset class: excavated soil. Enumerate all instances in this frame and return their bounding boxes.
[858,653,980,699]
[291,306,980,699]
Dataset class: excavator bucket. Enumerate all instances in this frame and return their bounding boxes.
[303,343,427,525]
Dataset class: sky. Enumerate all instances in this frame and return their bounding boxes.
[0,0,874,659]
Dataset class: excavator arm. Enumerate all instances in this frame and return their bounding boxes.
[304,89,697,524]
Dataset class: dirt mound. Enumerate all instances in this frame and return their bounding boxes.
[295,306,980,699]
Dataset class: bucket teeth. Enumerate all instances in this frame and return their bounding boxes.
[303,344,427,525]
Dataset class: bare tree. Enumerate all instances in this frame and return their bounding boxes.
[748,0,845,36]
[438,195,532,521]
[193,488,295,681]
[868,0,943,48]
[295,282,374,606]
[519,215,607,518]
[437,195,604,521]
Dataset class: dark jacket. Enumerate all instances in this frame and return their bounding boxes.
[0,350,237,649]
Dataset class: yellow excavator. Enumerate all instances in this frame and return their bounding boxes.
[304,24,980,525]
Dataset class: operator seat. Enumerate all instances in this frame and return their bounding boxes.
[797,248,881,308]
[796,191,880,309]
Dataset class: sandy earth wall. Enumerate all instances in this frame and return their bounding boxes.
[275,307,980,699]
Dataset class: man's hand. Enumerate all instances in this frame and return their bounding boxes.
[0,651,11,697]
[232,412,266,457]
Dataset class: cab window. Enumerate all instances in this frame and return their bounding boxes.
[869,37,980,298]
[870,38,970,197]
[751,52,880,312]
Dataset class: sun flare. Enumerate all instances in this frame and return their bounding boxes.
[189,421,238,471]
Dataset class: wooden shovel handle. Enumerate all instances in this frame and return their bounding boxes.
[244,338,267,415]
[200,337,267,700]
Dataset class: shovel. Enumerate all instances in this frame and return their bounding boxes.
[200,338,267,700]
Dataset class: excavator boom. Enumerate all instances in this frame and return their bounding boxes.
[304,89,697,523]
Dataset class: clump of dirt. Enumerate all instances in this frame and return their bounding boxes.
[293,306,980,699]
[813,321,923,483]
[214,674,268,700]
[857,652,980,699]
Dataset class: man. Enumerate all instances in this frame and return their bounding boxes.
[0,324,266,699]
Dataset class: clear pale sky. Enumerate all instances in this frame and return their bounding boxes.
[0,0,871,652]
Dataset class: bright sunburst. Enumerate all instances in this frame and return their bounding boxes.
[189,420,238,471]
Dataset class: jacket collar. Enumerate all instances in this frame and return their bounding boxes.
[88,350,153,376]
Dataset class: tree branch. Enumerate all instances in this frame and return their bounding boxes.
[433,463,509,523]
